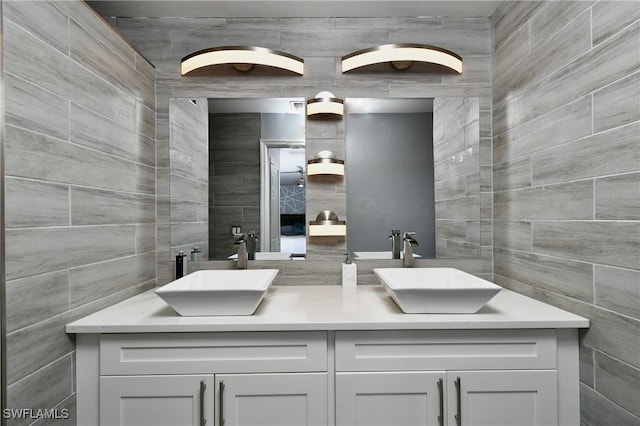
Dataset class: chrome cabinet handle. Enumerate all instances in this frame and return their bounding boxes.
[437,378,444,426]
[219,381,225,426]
[200,380,207,426]
[454,377,461,426]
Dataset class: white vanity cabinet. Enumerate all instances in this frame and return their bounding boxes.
[334,330,563,426]
[100,375,214,426]
[68,286,587,426]
[83,331,329,426]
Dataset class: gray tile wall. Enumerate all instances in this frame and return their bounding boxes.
[491,1,640,424]
[433,97,481,258]
[169,98,208,267]
[111,15,494,284]
[209,113,261,258]
[2,0,156,422]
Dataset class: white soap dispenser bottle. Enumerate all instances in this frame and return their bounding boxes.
[342,252,357,288]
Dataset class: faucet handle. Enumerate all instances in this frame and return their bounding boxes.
[389,229,401,238]
[404,231,416,239]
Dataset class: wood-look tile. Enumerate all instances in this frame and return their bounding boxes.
[229,17,335,29]
[135,224,157,255]
[170,174,208,204]
[494,248,593,303]
[4,0,69,54]
[593,72,640,133]
[492,0,540,51]
[595,351,640,417]
[70,103,155,166]
[282,29,388,57]
[137,102,156,139]
[5,177,69,228]
[493,220,532,252]
[71,187,155,225]
[5,225,136,280]
[493,157,531,191]
[7,354,73,425]
[494,180,593,220]
[493,95,591,163]
[70,253,156,308]
[4,72,69,141]
[5,125,155,195]
[579,344,595,388]
[532,221,640,270]
[7,282,152,385]
[532,122,640,185]
[170,222,209,248]
[581,384,640,426]
[529,22,639,118]
[595,172,640,220]
[390,25,491,56]
[592,0,640,46]
[492,23,529,80]
[529,0,594,47]
[6,271,70,333]
[69,20,154,109]
[56,0,137,66]
[494,10,591,105]
[595,266,640,320]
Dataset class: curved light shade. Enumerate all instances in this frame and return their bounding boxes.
[306,91,344,118]
[309,211,346,237]
[341,44,462,73]
[307,150,345,176]
[181,46,304,75]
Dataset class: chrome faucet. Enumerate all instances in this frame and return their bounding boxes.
[389,229,402,259]
[232,234,248,269]
[247,231,258,260]
[403,232,419,268]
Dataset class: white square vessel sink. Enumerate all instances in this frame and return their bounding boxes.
[373,267,501,314]
[155,269,279,316]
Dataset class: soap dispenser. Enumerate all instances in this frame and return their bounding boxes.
[342,252,357,288]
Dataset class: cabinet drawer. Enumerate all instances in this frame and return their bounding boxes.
[335,330,557,371]
[101,331,327,375]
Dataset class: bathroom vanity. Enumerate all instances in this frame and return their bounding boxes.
[67,285,588,426]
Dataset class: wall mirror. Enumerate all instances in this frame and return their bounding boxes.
[169,97,306,261]
[169,96,480,263]
[345,97,480,259]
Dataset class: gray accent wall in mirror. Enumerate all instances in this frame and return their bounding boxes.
[346,97,480,259]
[169,97,306,261]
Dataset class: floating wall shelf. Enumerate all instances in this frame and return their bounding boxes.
[307,151,345,176]
[306,91,344,119]
[308,211,346,237]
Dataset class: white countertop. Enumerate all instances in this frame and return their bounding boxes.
[66,285,589,333]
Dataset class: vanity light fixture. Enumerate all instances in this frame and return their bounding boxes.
[306,91,344,119]
[308,210,346,237]
[181,46,304,75]
[341,43,463,74]
[307,150,345,176]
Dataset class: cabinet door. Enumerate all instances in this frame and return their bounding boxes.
[216,373,328,426]
[336,371,445,426]
[100,375,214,426]
[447,370,558,426]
